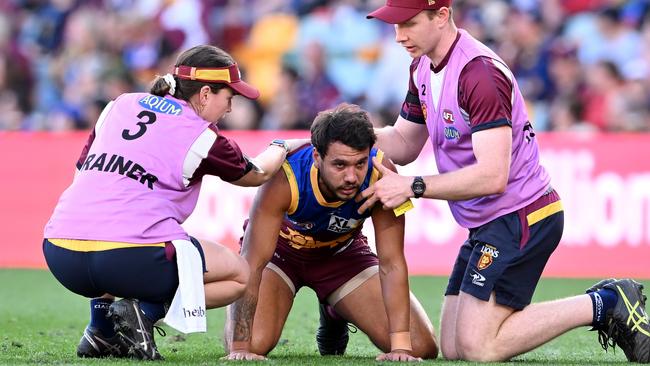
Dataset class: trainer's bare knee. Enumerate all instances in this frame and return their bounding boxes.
[456,336,507,362]
[440,340,460,361]
[234,255,250,285]
[231,256,250,298]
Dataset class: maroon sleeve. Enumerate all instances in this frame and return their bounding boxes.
[458,56,513,133]
[399,57,426,124]
[75,129,96,170]
[188,125,252,185]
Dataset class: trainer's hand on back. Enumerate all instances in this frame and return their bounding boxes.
[222,351,267,361]
[376,350,422,362]
[357,157,413,214]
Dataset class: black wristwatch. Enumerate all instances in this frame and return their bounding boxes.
[270,139,290,153]
[411,176,426,198]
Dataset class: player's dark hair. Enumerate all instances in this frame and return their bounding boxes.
[150,45,232,100]
[311,103,376,156]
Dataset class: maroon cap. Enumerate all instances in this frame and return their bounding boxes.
[174,63,260,100]
[367,0,452,24]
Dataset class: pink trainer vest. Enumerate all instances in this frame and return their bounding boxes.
[45,93,211,243]
[414,29,550,228]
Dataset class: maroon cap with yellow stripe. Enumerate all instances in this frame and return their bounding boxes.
[174,63,260,100]
[367,0,452,24]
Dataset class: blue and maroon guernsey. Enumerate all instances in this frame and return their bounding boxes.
[279,145,382,250]
[411,29,551,228]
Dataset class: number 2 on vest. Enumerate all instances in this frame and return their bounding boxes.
[122,110,157,140]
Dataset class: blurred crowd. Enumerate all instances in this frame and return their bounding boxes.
[1,0,649,132]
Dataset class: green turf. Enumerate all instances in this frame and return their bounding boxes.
[0,269,631,365]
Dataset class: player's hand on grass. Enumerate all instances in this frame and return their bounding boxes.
[222,351,267,361]
[376,350,422,362]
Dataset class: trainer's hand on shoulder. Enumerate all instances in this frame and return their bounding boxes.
[285,138,310,153]
[221,351,267,361]
[357,157,412,214]
[376,350,422,362]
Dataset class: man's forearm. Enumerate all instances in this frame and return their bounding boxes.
[229,297,256,342]
[379,262,411,335]
[226,271,262,351]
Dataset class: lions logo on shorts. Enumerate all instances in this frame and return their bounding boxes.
[477,244,499,270]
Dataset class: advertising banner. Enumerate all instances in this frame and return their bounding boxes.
[1,131,649,278]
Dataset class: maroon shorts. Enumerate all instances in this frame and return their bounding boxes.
[268,231,379,303]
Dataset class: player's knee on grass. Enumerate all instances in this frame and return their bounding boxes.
[249,331,280,356]
[411,330,438,359]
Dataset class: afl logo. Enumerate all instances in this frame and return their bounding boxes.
[442,109,454,124]
[421,103,428,120]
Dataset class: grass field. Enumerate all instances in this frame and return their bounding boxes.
[0,269,633,365]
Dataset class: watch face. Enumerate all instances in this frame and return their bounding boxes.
[412,177,425,196]
[413,182,425,194]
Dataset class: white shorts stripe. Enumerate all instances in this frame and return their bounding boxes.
[327,265,378,306]
[266,262,296,296]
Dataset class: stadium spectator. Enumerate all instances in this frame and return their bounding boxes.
[42,44,305,360]
[548,96,596,132]
[259,65,302,130]
[0,0,649,131]
[362,0,650,362]
[293,41,342,128]
[576,7,642,73]
[581,60,626,131]
[224,103,438,361]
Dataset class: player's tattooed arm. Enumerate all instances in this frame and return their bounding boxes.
[229,294,258,344]
[227,172,290,352]
[224,285,267,360]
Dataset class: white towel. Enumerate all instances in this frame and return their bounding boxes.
[163,239,207,333]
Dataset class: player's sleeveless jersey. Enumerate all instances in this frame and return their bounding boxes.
[414,29,550,228]
[279,145,383,250]
[45,93,212,243]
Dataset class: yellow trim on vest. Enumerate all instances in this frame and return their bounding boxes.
[310,164,344,208]
[279,228,354,250]
[370,149,385,184]
[526,200,563,226]
[281,161,299,215]
[48,239,165,252]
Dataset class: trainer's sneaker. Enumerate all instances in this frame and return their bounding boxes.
[76,326,129,358]
[107,299,163,360]
[599,279,650,362]
[586,278,617,294]
[316,303,352,356]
